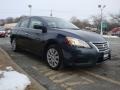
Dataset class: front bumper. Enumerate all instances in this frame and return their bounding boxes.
[62,43,111,66]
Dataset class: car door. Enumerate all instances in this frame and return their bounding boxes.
[26,18,44,54]
[16,18,30,49]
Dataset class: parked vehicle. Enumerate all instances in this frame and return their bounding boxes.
[10,16,111,70]
[0,27,6,37]
[110,27,120,37]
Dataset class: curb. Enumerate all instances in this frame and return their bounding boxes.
[0,47,46,90]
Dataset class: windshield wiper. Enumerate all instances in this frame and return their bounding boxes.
[66,28,80,30]
[51,27,80,30]
[51,27,63,29]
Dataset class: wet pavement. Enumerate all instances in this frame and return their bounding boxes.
[0,37,120,90]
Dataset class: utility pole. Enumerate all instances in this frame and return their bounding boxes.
[28,4,32,16]
[98,5,106,35]
[50,9,53,17]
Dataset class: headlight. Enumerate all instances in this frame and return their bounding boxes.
[65,37,90,48]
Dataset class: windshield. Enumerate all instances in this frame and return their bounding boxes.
[44,17,79,30]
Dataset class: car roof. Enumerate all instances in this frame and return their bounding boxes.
[20,16,61,21]
[30,16,60,20]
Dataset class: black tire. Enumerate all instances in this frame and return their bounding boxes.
[46,45,64,70]
[11,38,19,52]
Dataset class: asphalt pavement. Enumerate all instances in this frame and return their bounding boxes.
[0,37,120,90]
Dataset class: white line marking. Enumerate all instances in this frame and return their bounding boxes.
[32,66,38,70]
[65,76,94,86]
[44,70,57,76]
[61,83,68,88]
[81,76,94,83]
[66,87,72,90]
[66,81,88,86]
[32,66,51,73]
[53,74,77,83]
[83,70,120,86]
[39,69,52,73]
[49,73,67,80]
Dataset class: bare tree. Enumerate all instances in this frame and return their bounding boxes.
[91,15,101,29]
[70,17,91,29]
[71,17,81,28]
[105,13,120,31]
[5,17,14,24]
[0,19,5,26]
[110,13,120,25]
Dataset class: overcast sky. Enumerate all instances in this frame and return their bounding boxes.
[0,0,120,20]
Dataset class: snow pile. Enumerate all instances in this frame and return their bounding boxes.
[0,66,31,90]
[103,35,119,38]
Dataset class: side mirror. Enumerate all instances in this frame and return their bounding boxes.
[33,25,47,33]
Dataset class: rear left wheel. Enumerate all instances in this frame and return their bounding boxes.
[11,39,18,51]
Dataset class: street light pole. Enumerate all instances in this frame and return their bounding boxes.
[50,9,53,17]
[28,5,32,16]
[100,7,103,35]
[98,5,106,35]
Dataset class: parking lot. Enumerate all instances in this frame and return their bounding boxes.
[0,37,120,90]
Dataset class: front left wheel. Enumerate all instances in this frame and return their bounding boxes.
[46,45,64,70]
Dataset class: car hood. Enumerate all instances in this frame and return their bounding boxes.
[58,29,106,43]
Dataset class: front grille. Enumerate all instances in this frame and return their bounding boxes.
[93,42,109,52]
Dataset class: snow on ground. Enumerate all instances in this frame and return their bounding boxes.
[103,35,119,38]
[0,66,31,90]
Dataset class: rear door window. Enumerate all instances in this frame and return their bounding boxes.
[29,18,43,29]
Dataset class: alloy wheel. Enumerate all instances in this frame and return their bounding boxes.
[47,48,60,68]
[11,39,16,51]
